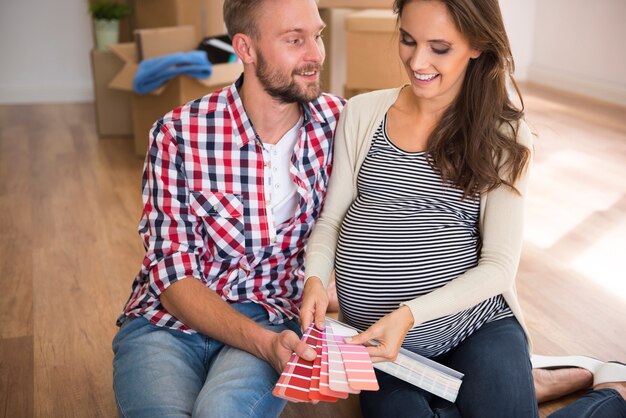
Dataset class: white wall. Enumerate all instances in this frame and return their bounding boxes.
[0,0,94,104]
[500,0,537,81]
[529,0,626,106]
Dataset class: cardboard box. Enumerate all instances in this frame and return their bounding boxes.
[345,9,408,97]
[133,0,226,42]
[90,49,133,137]
[109,26,242,156]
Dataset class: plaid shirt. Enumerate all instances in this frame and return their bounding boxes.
[118,76,345,332]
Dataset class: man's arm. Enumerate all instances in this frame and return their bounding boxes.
[160,277,316,372]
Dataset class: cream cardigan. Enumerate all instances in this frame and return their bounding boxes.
[305,87,534,342]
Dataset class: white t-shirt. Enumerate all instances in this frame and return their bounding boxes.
[261,117,302,240]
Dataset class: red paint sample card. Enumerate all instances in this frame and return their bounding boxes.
[273,323,378,403]
[272,325,316,402]
[307,327,339,402]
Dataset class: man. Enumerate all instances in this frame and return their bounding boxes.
[112,0,344,416]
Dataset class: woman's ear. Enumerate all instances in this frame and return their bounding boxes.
[470,48,482,59]
[231,33,255,65]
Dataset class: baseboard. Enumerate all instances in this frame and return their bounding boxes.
[0,82,94,104]
[528,65,626,107]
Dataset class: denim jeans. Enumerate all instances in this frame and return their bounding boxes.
[548,388,626,418]
[360,317,539,418]
[112,302,300,418]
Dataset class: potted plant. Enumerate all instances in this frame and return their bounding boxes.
[89,1,131,51]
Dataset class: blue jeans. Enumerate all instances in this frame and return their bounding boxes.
[112,302,300,418]
[549,388,626,418]
[360,317,539,418]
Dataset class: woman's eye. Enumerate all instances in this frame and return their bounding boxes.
[432,47,450,55]
[400,35,415,45]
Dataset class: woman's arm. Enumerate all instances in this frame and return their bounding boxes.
[348,121,534,362]
[304,101,359,287]
[300,101,359,330]
[401,120,534,326]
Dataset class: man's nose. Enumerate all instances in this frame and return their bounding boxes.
[305,38,325,64]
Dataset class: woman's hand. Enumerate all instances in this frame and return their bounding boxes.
[346,306,415,363]
[299,277,329,332]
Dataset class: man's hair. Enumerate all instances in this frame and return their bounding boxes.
[223,0,265,39]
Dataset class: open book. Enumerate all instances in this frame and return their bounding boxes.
[325,317,464,403]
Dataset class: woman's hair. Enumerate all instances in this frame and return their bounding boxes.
[393,0,530,197]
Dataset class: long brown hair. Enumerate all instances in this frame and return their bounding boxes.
[394,0,530,197]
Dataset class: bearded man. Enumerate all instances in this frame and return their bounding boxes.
[112,1,344,417]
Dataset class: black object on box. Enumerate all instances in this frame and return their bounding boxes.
[197,35,236,64]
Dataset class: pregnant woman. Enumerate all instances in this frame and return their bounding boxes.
[300,0,626,416]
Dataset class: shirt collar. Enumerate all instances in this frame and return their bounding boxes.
[226,74,329,149]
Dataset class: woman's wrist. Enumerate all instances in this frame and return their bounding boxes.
[396,305,415,331]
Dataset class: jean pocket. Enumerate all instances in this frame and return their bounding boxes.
[189,190,245,259]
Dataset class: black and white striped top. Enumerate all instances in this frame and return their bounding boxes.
[335,115,513,358]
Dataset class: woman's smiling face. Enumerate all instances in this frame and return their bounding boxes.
[398,0,481,107]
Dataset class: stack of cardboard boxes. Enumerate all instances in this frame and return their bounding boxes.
[90,0,243,156]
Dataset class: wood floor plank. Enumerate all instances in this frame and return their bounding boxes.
[0,122,34,340]
[0,336,34,418]
[23,105,121,418]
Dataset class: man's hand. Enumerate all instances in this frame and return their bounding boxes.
[263,329,317,374]
[345,306,414,363]
[300,277,329,332]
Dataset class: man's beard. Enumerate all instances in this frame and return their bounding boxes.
[256,52,322,103]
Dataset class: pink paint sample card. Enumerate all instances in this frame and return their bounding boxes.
[319,330,349,399]
[326,324,360,394]
[337,339,380,391]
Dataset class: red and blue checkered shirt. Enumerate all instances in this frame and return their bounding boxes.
[118,77,345,332]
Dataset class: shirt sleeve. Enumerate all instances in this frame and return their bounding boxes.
[401,120,534,326]
[137,121,207,299]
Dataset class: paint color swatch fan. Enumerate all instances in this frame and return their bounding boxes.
[273,322,379,402]
[273,318,464,403]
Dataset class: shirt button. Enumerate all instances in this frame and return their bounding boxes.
[271,237,277,244]
[222,285,230,294]
[274,184,280,189]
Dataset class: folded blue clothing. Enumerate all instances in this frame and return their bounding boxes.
[133,50,213,94]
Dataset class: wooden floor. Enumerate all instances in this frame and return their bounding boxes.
[0,84,624,417]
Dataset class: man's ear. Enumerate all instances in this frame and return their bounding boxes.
[232,33,256,65]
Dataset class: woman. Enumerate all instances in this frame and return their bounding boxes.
[300,0,626,416]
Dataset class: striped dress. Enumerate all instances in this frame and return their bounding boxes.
[335,115,513,358]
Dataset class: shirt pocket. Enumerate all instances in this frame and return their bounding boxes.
[189,190,245,260]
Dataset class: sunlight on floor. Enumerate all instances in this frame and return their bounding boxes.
[571,221,626,300]
[525,149,625,249]
[523,138,626,301]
